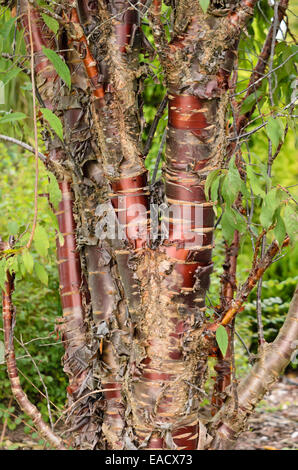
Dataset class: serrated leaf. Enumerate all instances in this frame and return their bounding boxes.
[211,174,222,203]
[221,158,242,207]
[205,169,221,200]
[0,112,26,125]
[0,16,16,40]
[0,258,7,291]
[274,212,286,247]
[41,13,59,35]
[42,47,71,89]
[284,204,298,243]
[266,117,284,149]
[216,325,229,357]
[0,67,21,86]
[40,108,63,141]
[221,208,236,244]
[6,256,18,276]
[240,90,262,114]
[22,249,34,274]
[231,207,246,233]
[18,256,26,277]
[34,224,49,258]
[246,165,265,198]
[47,171,62,209]
[46,208,59,231]
[199,0,210,13]
[35,262,48,286]
[260,189,281,229]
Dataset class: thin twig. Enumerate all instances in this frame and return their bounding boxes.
[151,126,167,186]
[0,134,47,162]
[19,335,54,431]
[143,94,167,157]
[0,397,13,446]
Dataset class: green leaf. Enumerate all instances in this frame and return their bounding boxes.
[46,208,59,231]
[40,108,63,141]
[0,67,21,86]
[0,258,7,291]
[41,13,59,35]
[0,112,26,125]
[22,249,34,274]
[58,232,65,247]
[284,204,298,243]
[47,171,62,209]
[6,256,18,276]
[7,221,19,235]
[221,208,236,244]
[216,325,229,357]
[221,158,242,207]
[18,256,26,277]
[260,189,281,229]
[199,0,210,13]
[204,169,221,200]
[231,208,246,233]
[246,165,265,198]
[0,17,16,41]
[34,224,49,258]
[211,174,222,203]
[240,90,262,114]
[274,211,286,247]
[35,262,48,286]
[42,47,71,89]
[266,117,284,149]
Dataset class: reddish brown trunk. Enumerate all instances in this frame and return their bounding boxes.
[9,0,292,452]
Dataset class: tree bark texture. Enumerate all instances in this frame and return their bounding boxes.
[5,0,295,450]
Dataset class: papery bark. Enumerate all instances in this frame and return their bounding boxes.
[7,0,296,452]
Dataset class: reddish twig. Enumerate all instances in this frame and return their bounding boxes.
[221,237,290,326]
[1,243,66,450]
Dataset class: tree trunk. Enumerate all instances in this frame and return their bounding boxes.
[1,0,296,451]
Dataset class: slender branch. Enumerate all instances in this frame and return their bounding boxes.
[143,94,167,157]
[0,134,47,162]
[236,0,289,134]
[151,126,166,185]
[221,236,290,326]
[1,248,66,450]
[211,284,298,449]
[19,335,54,431]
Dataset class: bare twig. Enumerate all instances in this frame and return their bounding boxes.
[19,335,54,431]
[151,126,167,185]
[0,397,13,446]
[143,94,167,157]
[1,260,66,449]
[221,236,290,326]
[0,134,47,162]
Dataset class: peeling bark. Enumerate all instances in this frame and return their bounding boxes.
[6,0,296,451]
